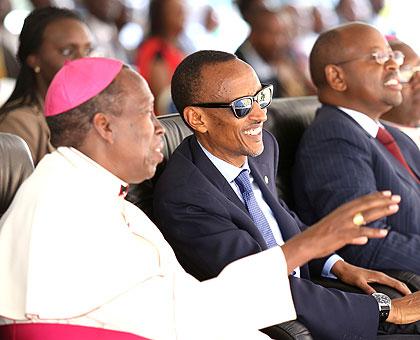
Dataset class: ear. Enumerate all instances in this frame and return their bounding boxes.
[26,54,40,71]
[183,106,208,133]
[92,112,114,143]
[325,64,347,92]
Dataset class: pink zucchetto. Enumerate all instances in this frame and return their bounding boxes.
[44,57,124,117]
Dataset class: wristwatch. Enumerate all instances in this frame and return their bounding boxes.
[372,292,391,322]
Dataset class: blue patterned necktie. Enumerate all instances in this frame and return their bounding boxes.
[234,170,277,248]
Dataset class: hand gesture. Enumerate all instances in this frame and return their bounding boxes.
[282,191,400,273]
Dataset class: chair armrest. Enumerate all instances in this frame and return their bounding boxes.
[261,321,313,340]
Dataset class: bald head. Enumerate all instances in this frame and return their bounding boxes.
[310,22,380,89]
[310,22,403,118]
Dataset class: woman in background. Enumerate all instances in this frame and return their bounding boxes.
[0,7,93,165]
[136,0,186,115]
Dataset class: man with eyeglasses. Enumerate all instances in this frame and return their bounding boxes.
[153,49,420,339]
[293,23,420,277]
[382,39,420,149]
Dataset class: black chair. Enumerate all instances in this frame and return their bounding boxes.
[0,132,34,218]
[264,96,319,210]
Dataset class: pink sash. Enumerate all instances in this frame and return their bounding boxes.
[0,323,150,340]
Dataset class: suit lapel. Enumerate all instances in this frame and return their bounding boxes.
[334,108,420,189]
[376,129,420,188]
[385,125,420,183]
[189,136,249,215]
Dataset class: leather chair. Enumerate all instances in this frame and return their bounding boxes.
[0,132,34,218]
[264,96,319,210]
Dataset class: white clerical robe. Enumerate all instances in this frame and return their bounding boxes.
[0,147,296,340]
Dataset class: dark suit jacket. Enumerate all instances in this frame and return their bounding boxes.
[293,105,420,274]
[154,131,379,340]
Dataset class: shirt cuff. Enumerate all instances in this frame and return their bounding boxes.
[321,254,343,279]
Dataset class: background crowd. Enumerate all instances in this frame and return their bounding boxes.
[0,0,419,110]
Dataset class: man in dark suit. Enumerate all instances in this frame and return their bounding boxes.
[293,22,420,274]
[153,49,420,339]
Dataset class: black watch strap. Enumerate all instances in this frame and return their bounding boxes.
[372,292,391,323]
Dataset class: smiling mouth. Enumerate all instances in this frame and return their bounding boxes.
[384,79,399,86]
[243,127,262,136]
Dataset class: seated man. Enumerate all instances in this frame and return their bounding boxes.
[293,22,420,275]
[381,39,420,149]
[0,57,402,340]
[153,49,420,339]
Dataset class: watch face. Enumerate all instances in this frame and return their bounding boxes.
[372,293,391,322]
[372,293,391,306]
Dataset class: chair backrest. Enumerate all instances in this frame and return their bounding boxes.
[265,96,320,209]
[126,114,192,218]
[0,132,34,218]
[127,97,320,217]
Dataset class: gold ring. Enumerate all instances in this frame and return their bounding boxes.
[352,212,365,226]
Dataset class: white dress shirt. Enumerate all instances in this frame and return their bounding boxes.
[0,147,296,340]
[339,106,381,137]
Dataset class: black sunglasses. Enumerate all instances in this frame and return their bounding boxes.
[190,84,274,118]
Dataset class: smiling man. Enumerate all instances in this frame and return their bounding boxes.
[293,22,420,275]
[153,50,420,339]
[381,39,420,149]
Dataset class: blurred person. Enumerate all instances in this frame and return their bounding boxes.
[29,0,76,8]
[381,40,420,148]
[0,7,94,165]
[293,23,420,276]
[367,0,394,35]
[178,2,219,54]
[0,0,19,79]
[335,0,372,23]
[0,0,18,106]
[235,0,281,23]
[135,0,186,114]
[235,7,315,97]
[0,56,404,340]
[290,4,338,62]
[81,0,129,62]
[154,49,420,339]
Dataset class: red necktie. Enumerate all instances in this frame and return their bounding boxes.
[376,127,419,183]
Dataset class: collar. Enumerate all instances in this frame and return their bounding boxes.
[57,147,128,197]
[198,141,249,183]
[338,106,383,137]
